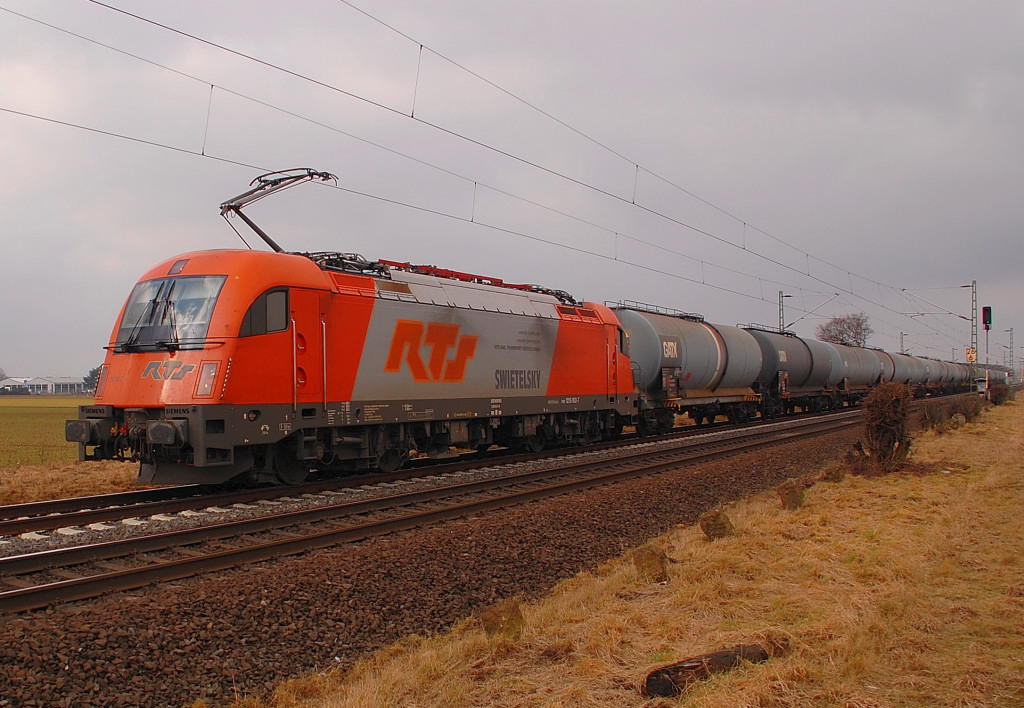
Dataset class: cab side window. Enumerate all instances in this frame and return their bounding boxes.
[239,289,289,337]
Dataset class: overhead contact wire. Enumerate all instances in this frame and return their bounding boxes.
[5,2,970,353]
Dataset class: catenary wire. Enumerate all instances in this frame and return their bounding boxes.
[81,0,922,304]
[0,4,837,303]
[0,3,976,355]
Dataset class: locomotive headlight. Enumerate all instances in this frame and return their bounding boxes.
[194,362,219,398]
[94,365,110,398]
[246,410,260,421]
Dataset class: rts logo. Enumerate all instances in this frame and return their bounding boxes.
[141,361,196,380]
[385,320,477,383]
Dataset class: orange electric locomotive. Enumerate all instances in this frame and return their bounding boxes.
[66,170,637,485]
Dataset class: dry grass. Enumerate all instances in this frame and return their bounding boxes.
[0,460,141,505]
[237,400,1024,708]
[0,396,142,504]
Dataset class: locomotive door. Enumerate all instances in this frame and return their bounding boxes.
[290,288,324,406]
[606,325,622,401]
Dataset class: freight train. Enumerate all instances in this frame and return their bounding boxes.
[64,170,982,485]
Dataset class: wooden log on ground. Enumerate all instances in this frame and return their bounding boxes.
[643,644,770,697]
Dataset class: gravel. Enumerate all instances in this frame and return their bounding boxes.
[1,421,774,557]
[0,428,857,707]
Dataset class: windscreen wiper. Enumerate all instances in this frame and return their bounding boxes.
[118,282,165,353]
[155,281,180,351]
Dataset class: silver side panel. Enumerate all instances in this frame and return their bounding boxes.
[350,299,558,401]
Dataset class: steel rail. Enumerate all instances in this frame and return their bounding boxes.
[0,485,205,522]
[0,412,853,575]
[7,393,936,535]
[0,453,517,535]
[0,411,820,536]
[0,413,859,614]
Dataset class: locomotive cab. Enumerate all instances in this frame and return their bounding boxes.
[66,250,338,484]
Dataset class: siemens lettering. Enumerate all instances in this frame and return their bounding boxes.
[495,369,542,390]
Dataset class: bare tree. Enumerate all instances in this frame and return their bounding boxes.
[0,365,6,380]
[815,312,873,347]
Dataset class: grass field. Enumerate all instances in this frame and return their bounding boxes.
[224,400,1024,708]
[0,396,93,468]
[0,396,141,504]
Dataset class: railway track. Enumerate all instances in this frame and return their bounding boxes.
[0,415,752,539]
[0,410,860,614]
[0,451,560,537]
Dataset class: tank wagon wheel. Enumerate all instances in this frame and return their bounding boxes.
[651,410,675,434]
[728,407,750,424]
[604,421,624,441]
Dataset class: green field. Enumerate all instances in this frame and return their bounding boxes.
[0,396,93,468]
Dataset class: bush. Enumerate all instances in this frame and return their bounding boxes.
[951,394,983,422]
[923,394,983,432]
[990,384,1010,406]
[921,399,951,429]
[862,382,913,473]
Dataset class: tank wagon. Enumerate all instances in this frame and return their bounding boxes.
[745,328,837,414]
[612,304,761,429]
[973,364,1011,397]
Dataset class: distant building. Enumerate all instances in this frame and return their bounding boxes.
[0,376,88,395]
[0,377,30,394]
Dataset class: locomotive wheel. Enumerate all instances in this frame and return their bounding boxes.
[525,434,545,453]
[273,447,309,485]
[274,462,308,485]
[377,448,407,473]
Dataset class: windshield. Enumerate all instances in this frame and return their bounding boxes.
[115,275,227,351]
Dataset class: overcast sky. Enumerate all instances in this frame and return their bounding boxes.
[1,1,1021,377]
